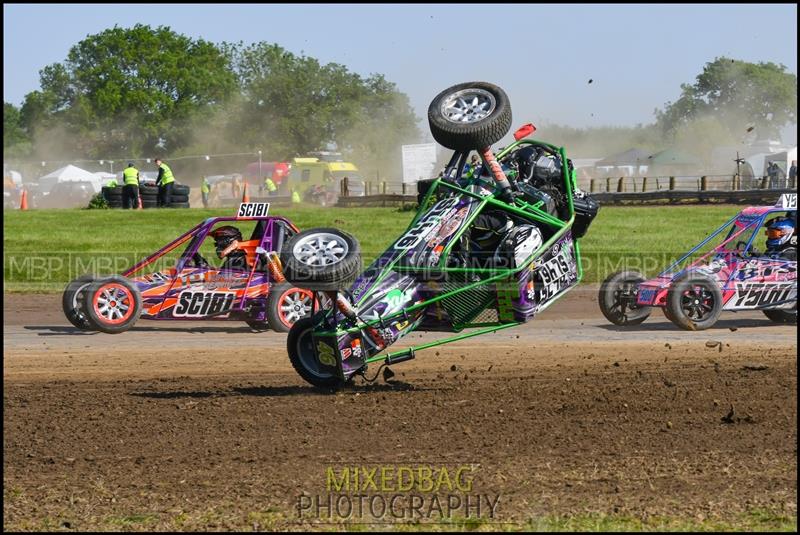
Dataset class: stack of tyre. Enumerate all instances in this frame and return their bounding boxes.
[101,185,125,208]
[100,184,191,208]
[139,184,159,208]
[168,184,190,208]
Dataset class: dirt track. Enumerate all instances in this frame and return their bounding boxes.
[3,289,797,530]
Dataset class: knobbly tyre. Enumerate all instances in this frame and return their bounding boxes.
[62,203,317,334]
[280,81,599,388]
[599,193,797,331]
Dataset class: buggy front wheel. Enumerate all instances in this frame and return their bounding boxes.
[287,316,342,389]
[62,274,96,331]
[598,270,651,326]
[80,275,142,334]
[666,272,723,331]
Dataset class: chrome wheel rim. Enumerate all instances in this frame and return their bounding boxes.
[293,233,349,267]
[96,286,131,321]
[281,290,312,324]
[441,89,496,124]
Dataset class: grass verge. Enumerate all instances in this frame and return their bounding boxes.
[3,204,744,292]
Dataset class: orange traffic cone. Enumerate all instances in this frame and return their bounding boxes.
[19,188,28,210]
[242,181,250,203]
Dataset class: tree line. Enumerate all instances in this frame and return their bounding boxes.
[4,25,797,174]
[3,24,422,180]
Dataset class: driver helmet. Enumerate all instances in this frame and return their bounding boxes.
[211,225,243,258]
[766,217,795,250]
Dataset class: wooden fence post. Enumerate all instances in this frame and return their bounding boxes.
[669,176,676,190]
[382,181,387,195]
[642,177,648,192]
[731,175,738,191]
[606,177,612,192]
[700,176,708,191]
[617,177,625,192]
[402,182,407,195]
[590,179,596,193]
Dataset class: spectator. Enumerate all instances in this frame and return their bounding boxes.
[789,160,797,188]
[264,174,277,196]
[201,176,211,208]
[121,162,140,209]
[154,158,175,207]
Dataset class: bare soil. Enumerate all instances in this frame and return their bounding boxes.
[3,291,797,530]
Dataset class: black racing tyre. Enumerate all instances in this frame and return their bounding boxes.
[246,319,271,332]
[170,193,189,203]
[417,178,438,205]
[264,282,315,333]
[168,201,190,209]
[427,81,512,151]
[140,192,158,201]
[763,308,797,324]
[80,275,142,334]
[140,185,158,196]
[142,199,158,209]
[102,186,123,196]
[62,274,96,331]
[666,272,723,331]
[280,228,361,291]
[598,270,652,326]
[107,200,123,209]
[762,248,797,323]
[172,184,190,195]
[287,314,342,389]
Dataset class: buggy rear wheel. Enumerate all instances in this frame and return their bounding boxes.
[666,272,723,331]
[763,307,797,324]
[287,315,342,389]
[598,270,652,326]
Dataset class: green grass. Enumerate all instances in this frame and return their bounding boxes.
[3,204,744,292]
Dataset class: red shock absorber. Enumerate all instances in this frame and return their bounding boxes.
[480,146,511,192]
[335,293,386,350]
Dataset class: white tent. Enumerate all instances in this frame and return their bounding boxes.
[39,165,102,193]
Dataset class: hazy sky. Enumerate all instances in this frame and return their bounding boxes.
[3,3,798,136]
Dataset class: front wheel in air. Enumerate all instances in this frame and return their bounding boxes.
[427,81,512,151]
[280,228,361,291]
[598,270,652,326]
[287,315,342,389]
[665,272,723,331]
[80,275,142,334]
